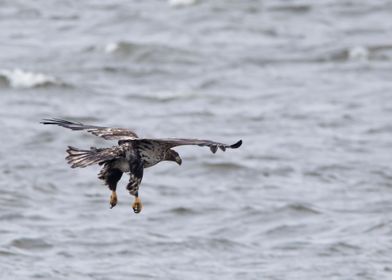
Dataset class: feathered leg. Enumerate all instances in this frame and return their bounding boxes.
[127,159,144,214]
[98,163,123,208]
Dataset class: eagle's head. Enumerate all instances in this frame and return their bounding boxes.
[165,149,182,165]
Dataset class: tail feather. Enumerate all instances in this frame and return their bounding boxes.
[66,146,107,168]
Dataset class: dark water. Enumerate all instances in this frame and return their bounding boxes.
[1,1,392,279]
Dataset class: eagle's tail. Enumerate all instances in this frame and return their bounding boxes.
[66,146,108,168]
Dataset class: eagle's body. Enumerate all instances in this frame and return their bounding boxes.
[41,118,242,213]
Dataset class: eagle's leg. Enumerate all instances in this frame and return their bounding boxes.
[98,164,123,209]
[127,159,144,214]
[127,175,143,213]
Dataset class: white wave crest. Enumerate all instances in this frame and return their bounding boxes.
[348,46,369,62]
[0,68,61,89]
[104,42,120,54]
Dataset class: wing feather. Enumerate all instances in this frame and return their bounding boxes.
[41,118,138,140]
[136,138,242,154]
[41,118,242,153]
[66,145,125,168]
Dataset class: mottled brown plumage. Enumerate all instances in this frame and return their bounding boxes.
[41,118,242,213]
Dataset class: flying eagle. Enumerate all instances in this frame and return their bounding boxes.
[41,118,242,213]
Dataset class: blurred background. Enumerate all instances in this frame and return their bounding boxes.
[1,0,392,279]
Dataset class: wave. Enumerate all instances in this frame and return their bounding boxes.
[166,206,198,215]
[125,90,199,103]
[315,44,392,62]
[10,237,53,250]
[246,44,392,66]
[100,40,201,65]
[0,68,64,89]
[103,41,175,56]
[168,0,197,7]
[202,161,248,171]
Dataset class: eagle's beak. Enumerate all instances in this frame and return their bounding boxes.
[175,156,182,165]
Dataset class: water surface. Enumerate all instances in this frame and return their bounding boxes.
[1,1,392,279]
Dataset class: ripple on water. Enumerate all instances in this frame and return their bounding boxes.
[202,161,248,171]
[10,238,53,251]
[326,241,362,255]
[125,90,200,103]
[101,41,202,65]
[265,223,310,237]
[284,203,322,215]
[0,249,17,256]
[261,203,322,224]
[166,206,198,216]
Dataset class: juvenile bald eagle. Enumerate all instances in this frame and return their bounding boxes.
[41,118,242,213]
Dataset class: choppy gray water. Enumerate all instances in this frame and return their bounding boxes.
[1,1,392,279]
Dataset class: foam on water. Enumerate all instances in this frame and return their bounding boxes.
[0,69,61,89]
[348,46,369,62]
[104,42,120,54]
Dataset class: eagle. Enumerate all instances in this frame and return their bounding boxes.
[41,118,242,213]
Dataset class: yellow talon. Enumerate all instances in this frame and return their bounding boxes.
[110,191,117,209]
[132,197,143,214]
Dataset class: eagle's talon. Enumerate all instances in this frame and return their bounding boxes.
[132,197,143,214]
[109,191,117,209]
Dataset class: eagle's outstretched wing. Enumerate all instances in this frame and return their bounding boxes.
[137,138,242,154]
[41,118,138,140]
[66,145,126,168]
